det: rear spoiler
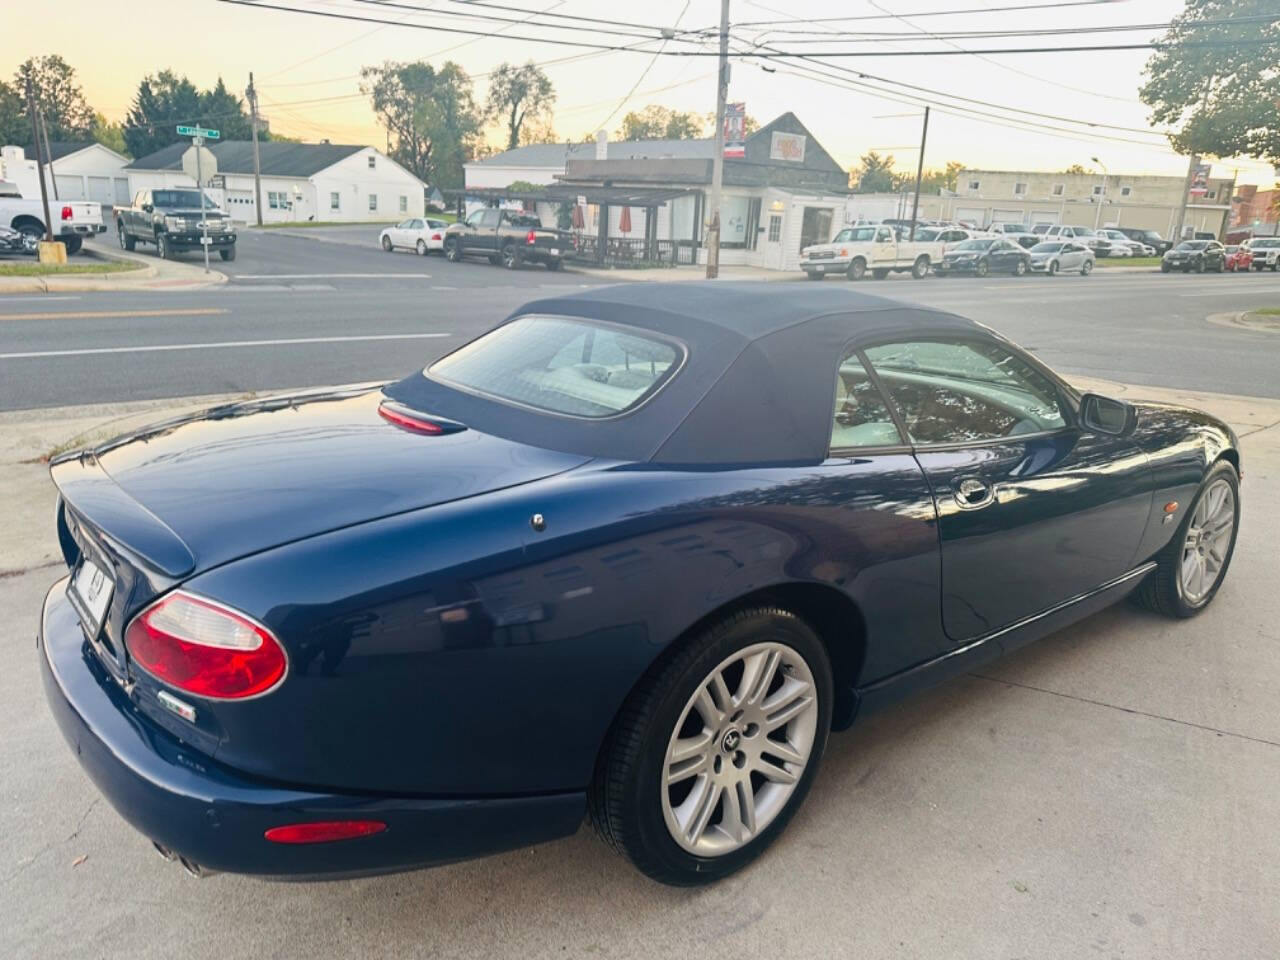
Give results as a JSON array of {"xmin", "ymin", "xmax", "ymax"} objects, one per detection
[{"xmin": 50, "ymin": 452, "xmax": 196, "ymax": 577}]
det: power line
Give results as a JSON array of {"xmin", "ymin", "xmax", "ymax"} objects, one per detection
[
  {"xmin": 741, "ymin": 14, "xmax": 1280, "ymax": 42},
  {"xmin": 428, "ymin": 0, "xmax": 703, "ymax": 36},
  {"xmin": 731, "ymin": 0, "xmax": 1135, "ymax": 28},
  {"xmin": 348, "ymin": 0, "xmax": 667, "ymax": 41},
  {"xmin": 592, "ymin": 0, "xmax": 694, "ymax": 133}
]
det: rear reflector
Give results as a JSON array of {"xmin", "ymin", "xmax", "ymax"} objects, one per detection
[
  {"xmin": 61, "ymin": 205, "xmax": 73, "ymax": 221},
  {"xmin": 526, "ymin": 229, "xmax": 537, "ymax": 245},
  {"xmin": 265, "ymin": 821, "xmax": 387, "ymax": 844},
  {"xmin": 125, "ymin": 591, "xmax": 287, "ymax": 699}
]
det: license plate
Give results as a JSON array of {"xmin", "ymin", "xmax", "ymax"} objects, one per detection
[
  {"xmin": 70, "ymin": 556, "xmax": 114, "ymax": 640},
  {"xmin": 550, "ymin": 248, "xmax": 560, "ymax": 256},
  {"xmin": 200, "ymin": 236, "xmax": 213, "ymax": 245}
]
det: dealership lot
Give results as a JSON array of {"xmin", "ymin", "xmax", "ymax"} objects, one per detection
[{"xmin": 2, "ymin": 227, "xmax": 1279, "ymax": 959}]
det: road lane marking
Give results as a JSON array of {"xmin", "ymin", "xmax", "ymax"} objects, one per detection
[
  {"xmin": 1181, "ymin": 287, "xmax": 1280, "ymax": 297},
  {"xmin": 0, "ymin": 332, "xmax": 452, "ymax": 360},
  {"xmin": 0, "ymin": 295, "xmax": 81, "ymax": 303},
  {"xmin": 0, "ymin": 308, "xmax": 227, "ymax": 322},
  {"xmin": 431, "ymin": 285, "xmax": 458, "ymax": 290},
  {"xmin": 232, "ymin": 273, "xmax": 432, "ymax": 280}
]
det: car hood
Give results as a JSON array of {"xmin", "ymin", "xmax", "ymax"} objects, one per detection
[
  {"xmin": 81, "ymin": 386, "xmax": 588, "ymax": 573},
  {"xmin": 160, "ymin": 207, "xmax": 227, "ymax": 218}
]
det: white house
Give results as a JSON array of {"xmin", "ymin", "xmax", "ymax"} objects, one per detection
[
  {"xmin": 0, "ymin": 142, "xmax": 131, "ymax": 206},
  {"xmin": 125, "ymin": 141, "xmax": 425, "ymax": 223}
]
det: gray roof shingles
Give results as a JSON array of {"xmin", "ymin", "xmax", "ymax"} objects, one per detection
[
  {"xmin": 126, "ymin": 141, "xmax": 367, "ymax": 178},
  {"xmin": 472, "ymin": 138, "xmax": 716, "ymax": 168}
]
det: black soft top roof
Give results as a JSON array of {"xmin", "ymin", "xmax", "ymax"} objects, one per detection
[{"xmin": 385, "ymin": 282, "xmax": 979, "ymax": 464}]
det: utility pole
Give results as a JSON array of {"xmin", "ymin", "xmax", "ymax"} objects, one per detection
[
  {"xmin": 24, "ymin": 76, "xmax": 54, "ymax": 245},
  {"xmin": 40, "ymin": 113, "xmax": 59, "ymax": 201},
  {"xmin": 247, "ymin": 72, "xmax": 264, "ymax": 227},
  {"xmin": 908, "ymin": 106, "xmax": 930, "ymax": 241},
  {"xmin": 705, "ymin": 0, "xmax": 730, "ymax": 279},
  {"xmin": 1222, "ymin": 167, "xmax": 1238, "ymax": 241},
  {"xmin": 1172, "ymin": 153, "xmax": 1198, "ymax": 244},
  {"xmin": 1091, "ymin": 156, "xmax": 1108, "ymax": 230}
]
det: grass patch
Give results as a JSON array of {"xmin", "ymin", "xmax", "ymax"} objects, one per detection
[
  {"xmin": 0, "ymin": 260, "xmax": 142, "ymax": 277},
  {"xmin": 1250, "ymin": 306, "xmax": 1280, "ymax": 316},
  {"xmin": 1096, "ymin": 257, "xmax": 1161, "ymax": 268}
]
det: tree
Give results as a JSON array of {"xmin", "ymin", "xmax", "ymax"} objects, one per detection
[
  {"xmin": 1062, "ymin": 163, "xmax": 1087, "ymax": 175},
  {"xmin": 910, "ymin": 160, "xmax": 966, "ymax": 194},
  {"xmin": 362, "ymin": 60, "xmax": 481, "ymax": 188},
  {"xmin": 0, "ymin": 81, "xmax": 24, "ymax": 146},
  {"xmin": 617, "ymin": 105, "xmax": 704, "ymax": 140},
  {"xmin": 91, "ymin": 113, "xmax": 128, "ymax": 156},
  {"xmin": 486, "ymin": 61, "xmax": 554, "ymax": 150},
  {"xmin": 851, "ymin": 151, "xmax": 897, "ymax": 193},
  {"xmin": 200, "ymin": 77, "xmax": 253, "ymax": 140},
  {"xmin": 1140, "ymin": 0, "xmax": 1280, "ymax": 162},
  {"xmin": 12, "ymin": 56, "xmax": 95, "ymax": 140},
  {"xmin": 124, "ymin": 71, "xmax": 201, "ymax": 157}
]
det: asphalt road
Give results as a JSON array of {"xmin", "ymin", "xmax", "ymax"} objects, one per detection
[{"xmin": 1, "ymin": 229, "xmax": 1278, "ymax": 411}]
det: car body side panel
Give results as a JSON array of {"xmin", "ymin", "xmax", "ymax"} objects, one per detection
[{"xmin": 185, "ymin": 456, "xmax": 943, "ymax": 797}]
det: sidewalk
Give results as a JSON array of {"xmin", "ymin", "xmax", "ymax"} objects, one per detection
[
  {"xmin": 0, "ymin": 241, "xmax": 227, "ymax": 294},
  {"xmin": 568, "ymin": 262, "xmax": 1159, "ymax": 282}
]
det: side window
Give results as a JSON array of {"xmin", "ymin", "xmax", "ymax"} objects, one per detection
[
  {"xmin": 480, "ymin": 209, "xmax": 501, "ymax": 228},
  {"xmin": 466, "ymin": 210, "xmax": 485, "ymax": 228},
  {"xmin": 831, "ymin": 351, "xmax": 903, "ymax": 450},
  {"xmin": 875, "ymin": 227, "xmax": 892, "ymax": 242},
  {"xmin": 864, "ymin": 339, "xmax": 1067, "ymax": 444}
]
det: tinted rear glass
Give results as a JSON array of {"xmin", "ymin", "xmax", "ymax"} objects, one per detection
[
  {"xmin": 428, "ymin": 316, "xmax": 682, "ymax": 419},
  {"xmin": 1031, "ymin": 242, "xmax": 1064, "ymax": 252},
  {"xmin": 152, "ymin": 190, "xmax": 213, "ymax": 208}
]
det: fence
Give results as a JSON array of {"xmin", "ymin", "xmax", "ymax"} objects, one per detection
[{"xmin": 570, "ymin": 235, "xmax": 698, "ymax": 268}]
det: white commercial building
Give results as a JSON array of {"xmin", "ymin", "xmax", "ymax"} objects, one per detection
[
  {"xmin": 0, "ymin": 142, "xmax": 131, "ymax": 206},
  {"xmin": 125, "ymin": 141, "xmax": 425, "ymax": 223}
]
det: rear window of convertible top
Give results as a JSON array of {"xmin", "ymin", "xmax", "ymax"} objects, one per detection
[{"xmin": 427, "ymin": 315, "xmax": 683, "ymax": 419}]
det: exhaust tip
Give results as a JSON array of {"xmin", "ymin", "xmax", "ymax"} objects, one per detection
[
  {"xmin": 177, "ymin": 855, "xmax": 214, "ymax": 879},
  {"xmin": 152, "ymin": 840, "xmax": 176, "ymax": 862}
]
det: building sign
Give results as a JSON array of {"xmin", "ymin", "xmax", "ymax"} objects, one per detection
[
  {"xmin": 724, "ymin": 103, "xmax": 746, "ymax": 158},
  {"xmin": 769, "ymin": 131, "xmax": 806, "ymax": 163},
  {"xmin": 1189, "ymin": 161, "xmax": 1211, "ymax": 196}
]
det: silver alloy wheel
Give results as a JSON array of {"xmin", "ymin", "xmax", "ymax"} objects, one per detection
[
  {"xmin": 1180, "ymin": 478, "xmax": 1235, "ymax": 604},
  {"xmin": 661, "ymin": 641, "xmax": 818, "ymax": 857}
]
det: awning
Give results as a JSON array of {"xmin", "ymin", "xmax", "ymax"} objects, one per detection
[{"xmin": 448, "ymin": 185, "xmax": 693, "ymax": 208}]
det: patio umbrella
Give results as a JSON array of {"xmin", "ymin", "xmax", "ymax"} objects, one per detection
[
  {"xmin": 572, "ymin": 202, "xmax": 584, "ymax": 230},
  {"xmin": 619, "ymin": 205, "xmax": 632, "ymax": 234}
]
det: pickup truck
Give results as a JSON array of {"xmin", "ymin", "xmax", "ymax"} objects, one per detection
[
  {"xmin": 443, "ymin": 208, "xmax": 571, "ymax": 270},
  {"xmin": 0, "ymin": 178, "xmax": 104, "ymax": 255},
  {"xmin": 115, "ymin": 188, "xmax": 237, "ymax": 261},
  {"xmin": 799, "ymin": 224, "xmax": 939, "ymax": 281}
]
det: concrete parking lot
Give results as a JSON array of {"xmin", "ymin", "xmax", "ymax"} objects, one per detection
[{"xmin": 2, "ymin": 228, "xmax": 1279, "ymax": 959}]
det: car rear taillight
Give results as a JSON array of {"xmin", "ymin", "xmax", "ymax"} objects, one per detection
[
  {"xmin": 431, "ymin": 233, "xmax": 442, "ymax": 241},
  {"xmin": 61, "ymin": 205, "xmax": 73, "ymax": 221},
  {"xmin": 125, "ymin": 591, "xmax": 287, "ymax": 699},
  {"xmin": 377, "ymin": 400, "xmax": 464, "ymax": 435},
  {"xmin": 264, "ymin": 821, "xmax": 387, "ymax": 844},
  {"xmin": 526, "ymin": 229, "xmax": 537, "ymax": 245}
]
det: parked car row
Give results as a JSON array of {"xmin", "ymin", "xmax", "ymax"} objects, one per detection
[{"xmin": 377, "ymin": 209, "xmax": 574, "ymax": 271}]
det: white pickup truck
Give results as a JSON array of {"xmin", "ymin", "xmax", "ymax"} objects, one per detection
[
  {"xmin": 799, "ymin": 224, "xmax": 940, "ymax": 281},
  {"xmin": 0, "ymin": 179, "xmax": 104, "ymax": 255}
]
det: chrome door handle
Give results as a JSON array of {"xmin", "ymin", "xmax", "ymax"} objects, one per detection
[{"xmin": 954, "ymin": 477, "xmax": 995, "ymax": 510}]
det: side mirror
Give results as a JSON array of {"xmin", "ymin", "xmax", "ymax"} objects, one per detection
[
  {"xmin": 142, "ymin": 203, "xmax": 153, "ymax": 213},
  {"xmin": 1080, "ymin": 393, "xmax": 1136, "ymax": 437}
]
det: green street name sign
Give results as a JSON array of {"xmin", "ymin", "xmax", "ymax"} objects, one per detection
[{"xmin": 176, "ymin": 125, "xmax": 220, "ymax": 139}]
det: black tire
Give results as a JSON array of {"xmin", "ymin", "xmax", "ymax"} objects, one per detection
[
  {"xmin": 416, "ymin": 239, "xmax": 427, "ymax": 256},
  {"xmin": 444, "ymin": 238, "xmax": 461, "ymax": 262},
  {"xmin": 156, "ymin": 233, "xmax": 171, "ymax": 260},
  {"xmin": 63, "ymin": 236, "xmax": 82, "ymax": 256},
  {"xmin": 1271, "ymin": 262, "xmax": 1278, "ymax": 272},
  {"xmin": 871, "ymin": 268, "xmax": 889, "ymax": 280},
  {"xmin": 546, "ymin": 257, "xmax": 563, "ymax": 271},
  {"xmin": 1012, "ymin": 259, "xmax": 1027, "ymax": 276},
  {"xmin": 804, "ymin": 271, "xmax": 824, "ymax": 281},
  {"xmin": 911, "ymin": 256, "xmax": 929, "ymax": 279},
  {"xmin": 1081, "ymin": 258, "xmax": 1093, "ymax": 276},
  {"xmin": 1215, "ymin": 258, "xmax": 1224, "ymax": 273},
  {"xmin": 847, "ymin": 258, "xmax": 866, "ymax": 281},
  {"xmin": 219, "ymin": 246, "xmax": 236, "ymax": 262},
  {"xmin": 16, "ymin": 222, "xmax": 44, "ymax": 249},
  {"xmin": 589, "ymin": 607, "xmax": 833, "ymax": 886},
  {"xmin": 488, "ymin": 253, "xmax": 501, "ymax": 265},
  {"xmin": 117, "ymin": 221, "xmax": 135, "ymax": 251},
  {"xmin": 1196, "ymin": 257, "xmax": 1206, "ymax": 273},
  {"xmin": 1132, "ymin": 459, "xmax": 1239, "ymax": 618},
  {"xmin": 501, "ymin": 242, "xmax": 520, "ymax": 269},
  {"xmin": 1161, "ymin": 261, "xmax": 1170, "ymax": 273},
  {"xmin": 381, "ymin": 235, "xmax": 393, "ymax": 252},
  {"xmin": 1048, "ymin": 260, "xmax": 1059, "ymax": 276},
  {"xmin": 976, "ymin": 259, "xmax": 989, "ymax": 278}
]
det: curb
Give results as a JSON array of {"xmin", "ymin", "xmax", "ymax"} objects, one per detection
[{"xmin": 0, "ymin": 241, "xmax": 228, "ymax": 293}]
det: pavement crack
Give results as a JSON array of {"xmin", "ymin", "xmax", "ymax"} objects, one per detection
[
  {"xmin": 0, "ymin": 559, "xmax": 62, "ymax": 580},
  {"xmin": 969, "ymin": 673, "xmax": 1280, "ymax": 749},
  {"xmin": 1239, "ymin": 417, "xmax": 1280, "ymax": 438}
]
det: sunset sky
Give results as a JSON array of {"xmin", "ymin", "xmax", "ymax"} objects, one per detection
[{"xmin": 5, "ymin": 0, "xmax": 1274, "ymax": 185}]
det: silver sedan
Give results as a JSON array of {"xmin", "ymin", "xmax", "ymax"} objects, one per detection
[{"xmin": 1028, "ymin": 241, "xmax": 1095, "ymax": 275}]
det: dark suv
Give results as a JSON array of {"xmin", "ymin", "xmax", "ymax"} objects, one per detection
[
  {"xmin": 116, "ymin": 188, "xmax": 237, "ymax": 261},
  {"xmin": 1116, "ymin": 227, "xmax": 1171, "ymax": 256}
]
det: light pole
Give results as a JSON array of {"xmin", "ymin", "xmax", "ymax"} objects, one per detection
[{"xmin": 1091, "ymin": 155, "xmax": 1108, "ymax": 230}]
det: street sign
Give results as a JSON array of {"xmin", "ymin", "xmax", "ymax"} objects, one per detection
[{"xmin": 176, "ymin": 125, "xmax": 220, "ymax": 140}]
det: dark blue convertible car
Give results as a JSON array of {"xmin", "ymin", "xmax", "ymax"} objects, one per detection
[{"xmin": 40, "ymin": 283, "xmax": 1241, "ymax": 885}]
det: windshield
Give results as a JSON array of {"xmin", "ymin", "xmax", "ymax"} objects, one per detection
[
  {"xmin": 913, "ymin": 228, "xmax": 939, "ymax": 241},
  {"xmin": 152, "ymin": 190, "xmax": 215, "ymax": 208},
  {"xmin": 1251, "ymin": 238, "xmax": 1280, "ymax": 248},
  {"xmin": 832, "ymin": 227, "xmax": 878, "ymax": 243},
  {"xmin": 953, "ymin": 239, "xmax": 995, "ymax": 252},
  {"xmin": 1032, "ymin": 224, "xmax": 1050, "ymax": 234},
  {"xmin": 504, "ymin": 213, "xmax": 543, "ymax": 227},
  {"xmin": 1031, "ymin": 242, "xmax": 1064, "ymax": 253},
  {"xmin": 428, "ymin": 315, "xmax": 682, "ymax": 419},
  {"xmin": 1176, "ymin": 241, "xmax": 1208, "ymax": 250}
]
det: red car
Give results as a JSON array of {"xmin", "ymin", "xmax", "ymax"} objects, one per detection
[{"xmin": 1225, "ymin": 245, "xmax": 1253, "ymax": 271}]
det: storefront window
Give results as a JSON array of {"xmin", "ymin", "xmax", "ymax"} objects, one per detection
[{"xmin": 719, "ymin": 196, "xmax": 763, "ymax": 250}]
